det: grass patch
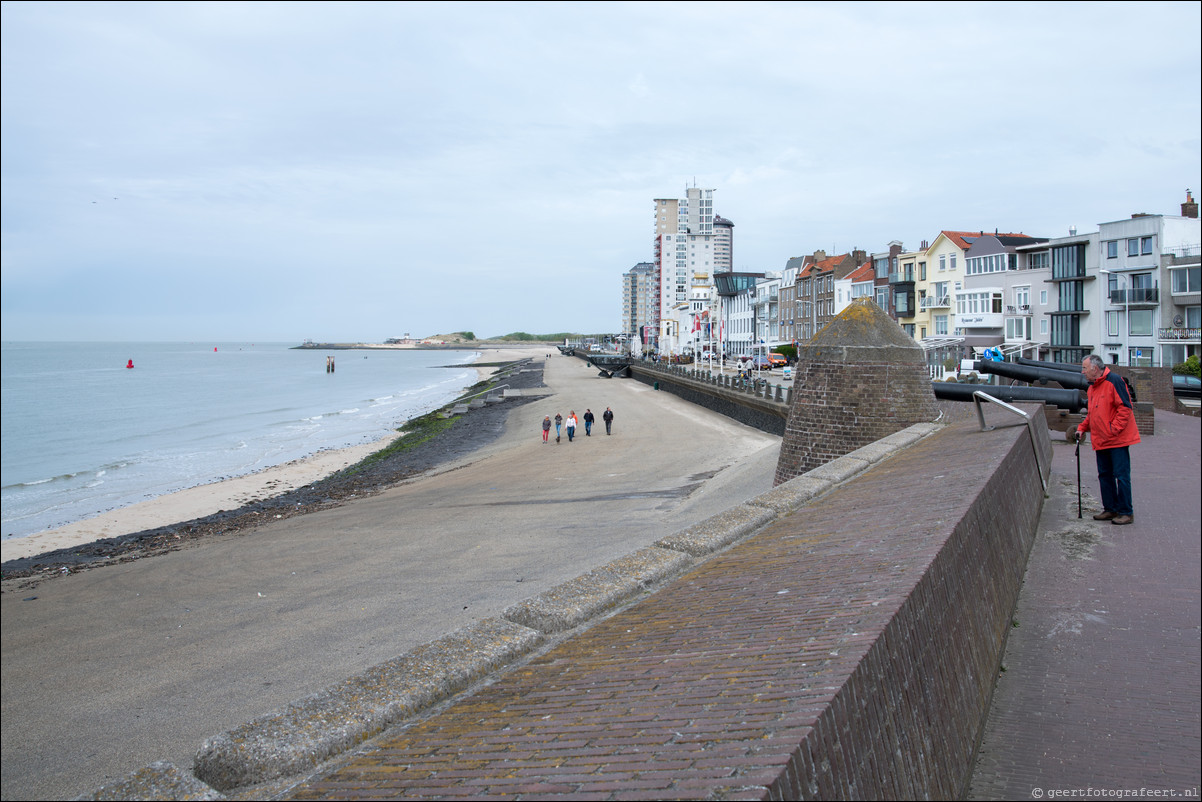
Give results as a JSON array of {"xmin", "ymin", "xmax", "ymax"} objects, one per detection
[{"xmin": 336, "ymin": 410, "xmax": 460, "ymax": 477}]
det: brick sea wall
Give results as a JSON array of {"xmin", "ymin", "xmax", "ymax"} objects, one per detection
[{"xmin": 626, "ymin": 363, "xmax": 789, "ymax": 436}]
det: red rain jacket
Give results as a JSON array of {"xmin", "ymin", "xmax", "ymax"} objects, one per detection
[{"xmin": 1078, "ymin": 367, "xmax": 1140, "ymax": 451}]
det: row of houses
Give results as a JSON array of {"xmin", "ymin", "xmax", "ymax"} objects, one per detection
[{"xmin": 621, "ymin": 191, "xmax": 1201, "ymax": 370}]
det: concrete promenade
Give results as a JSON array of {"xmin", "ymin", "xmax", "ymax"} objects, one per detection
[
  {"xmin": 969, "ymin": 408, "xmax": 1201, "ymax": 799},
  {"xmin": 1, "ymin": 353, "xmax": 780, "ymax": 801}
]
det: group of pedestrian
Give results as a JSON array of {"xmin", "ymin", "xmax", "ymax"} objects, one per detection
[{"xmin": 542, "ymin": 407, "xmax": 614, "ymax": 444}]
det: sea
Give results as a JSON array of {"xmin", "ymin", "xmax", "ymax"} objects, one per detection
[{"xmin": 0, "ymin": 342, "xmax": 479, "ymax": 541}]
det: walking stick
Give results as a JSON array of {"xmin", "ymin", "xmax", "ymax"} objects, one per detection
[{"xmin": 1075, "ymin": 434, "xmax": 1082, "ymax": 519}]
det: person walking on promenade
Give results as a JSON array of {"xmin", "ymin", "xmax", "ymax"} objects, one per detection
[
  {"xmin": 583, "ymin": 408, "xmax": 595, "ymax": 436},
  {"xmin": 542, "ymin": 415, "xmax": 551, "ymax": 444},
  {"xmin": 554, "ymin": 413, "xmax": 563, "ymax": 443},
  {"xmin": 603, "ymin": 407, "xmax": 614, "ymax": 435},
  {"xmin": 566, "ymin": 411, "xmax": 578, "ymax": 442},
  {"xmin": 1075, "ymin": 354, "xmax": 1140, "ymax": 525}
]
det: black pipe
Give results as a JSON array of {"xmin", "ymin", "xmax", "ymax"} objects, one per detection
[
  {"xmin": 973, "ymin": 360, "xmax": 1089, "ymax": 390},
  {"xmin": 933, "ymin": 381, "xmax": 1086, "ymax": 412},
  {"xmin": 1015, "ymin": 356, "xmax": 1084, "ymax": 373}
]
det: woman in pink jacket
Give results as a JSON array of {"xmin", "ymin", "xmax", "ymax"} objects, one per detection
[{"xmin": 1076, "ymin": 354, "xmax": 1140, "ymax": 525}]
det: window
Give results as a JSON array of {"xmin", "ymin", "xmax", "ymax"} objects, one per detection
[
  {"xmin": 1015, "ymin": 286, "xmax": 1030, "ymax": 309},
  {"xmin": 1041, "ymin": 289, "xmax": 1048, "ymax": 305},
  {"xmin": 1052, "ymin": 243, "xmax": 1088, "ymax": 279},
  {"xmin": 1107, "ymin": 311, "xmax": 1120, "ymax": 337},
  {"xmin": 1107, "ymin": 241, "xmax": 1118, "ymax": 259},
  {"xmin": 1128, "ymin": 347, "xmax": 1152, "ymax": 367},
  {"xmin": 1129, "ymin": 309, "xmax": 1153, "ymax": 337},
  {"xmin": 934, "ymin": 315, "xmax": 948, "ymax": 335},
  {"xmin": 1171, "ymin": 266, "xmax": 1201, "ymax": 293},
  {"xmin": 951, "ymin": 254, "xmax": 957, "ymax": 270},
  {"xmin": 1128, "ymin": 239, "xmax": 1139, "ymax": 257},
  {"xmin": 1141, "ymin": 236, "xmax": 1153, "ymax": 255},
  {"xmin": 920, "ymin": 262, "xmax": 927, "ymax": 281},
  {"xmin": 1006, "ymin": 316, "xmax": 1031, "ymax": 340},
  {"xmin": 1040, "ymin": 318, "xmax": 1048, "ymax": 335},
  {"xmin": 1027, "ymin": 251, "xmax": 1050, "ymax": 270},
  {"xmin": 939, "ymin": 254, "xmax": 946, "ymax": 271}
]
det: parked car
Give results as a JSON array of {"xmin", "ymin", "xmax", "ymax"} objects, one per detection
[
  {"xmin": 751, "ymin": 353, "xmax": 788, "ymax": 369},
  {"xmin": 1172, "ymin": 374, "xmax": 1201, "ymax": 399}
]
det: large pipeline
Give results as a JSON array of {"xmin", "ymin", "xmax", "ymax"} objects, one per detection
[
  {"xmin": 933, "ymin": 381, "xmax": 1086, "ymax": 412},
  {"xmin": 973, "ymin": 360, "xmax": 1089, "ymax": 390}
]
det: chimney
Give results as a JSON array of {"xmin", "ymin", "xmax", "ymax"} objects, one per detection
[
  {"xmin": 1069, "ymin": 226, "xmax": 1077, "ymax": 236},
  {"xmin": 851, "ymin": 248, "xmax": 867, "ymax": 265},
  {"xmin": 1183, "ymin": 189, "xmax": 1199, "ymax": 219},
  {"xmin": 812, "ymin": 249, "xmax": 827, "ymax": 262},
  {"xmin": 920, "ymin": 240, "xmax": 928, "ymax": 250}
]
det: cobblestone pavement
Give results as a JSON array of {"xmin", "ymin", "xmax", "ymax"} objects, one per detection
[{"xmin": 969, "ymin": 409, "xmax": 1201, "ymax": 799}]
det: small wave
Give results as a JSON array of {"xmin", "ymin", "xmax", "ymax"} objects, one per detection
[
  {"xmin": 3, "ymin": 471, "xmax": 80, "ymax": 490},
  {"xmin": 336, "ymin": 408, "xmax": 360, "ymax": 415}
]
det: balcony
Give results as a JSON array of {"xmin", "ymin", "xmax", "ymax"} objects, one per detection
[
  {"xmin": 888, "ymin": 271, "xmax": 915, "ymax": 285},
  {"xmin": 920, "ymin": 295, "xmax": 952, "ymax": 310},
  {"xmin": 1109, "ymin": 287, "xmax": 1159, "ymax": 306},
  {"xmin": 1005, "ymin": 304, "xmax": 1033, "ymax": 315},
  {"xmin": 1159, "ymin": 327, "xmax": 1200, "ymax": 342}
]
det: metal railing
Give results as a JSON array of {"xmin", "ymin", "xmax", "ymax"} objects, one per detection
[{"xmin": 972, "ymin": 391, "xmax": 1048, "ymax": 493}]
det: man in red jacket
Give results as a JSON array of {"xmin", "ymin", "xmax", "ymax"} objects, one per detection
[{"xmin": 1076, "ymin": 354, "xmax": 1140, "ymax": 525}]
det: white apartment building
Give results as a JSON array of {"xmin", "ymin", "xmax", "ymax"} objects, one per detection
[
  {"xmin": 621, "ymin": 262, "xmax": 657, "ymax": 353},
  {"xmin": 1095, "ymin": 208, "xmax": 1200, "ymax": 367},
  {"xmin": 752, "ymin": 274, "xmax": 782, "ymax": 348},
  {"xmin": 713, "ymin": 272, "xmax": 763, "ymax": 359},
  {"xmin": 714, "ymin": 215, "xmax": 734, "ymax": 273},
  {"xmin": 958, "ymin": 234, "xmax": 1051, "ymax": 358},
  {"xmin": 653, "ymin": 187, "xmax": 716, "ymax": 343}
]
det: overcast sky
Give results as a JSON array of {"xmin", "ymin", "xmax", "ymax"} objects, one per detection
[{"xmin": 2, "ymin": 1, "xmax": 1199, "ymax": 342}]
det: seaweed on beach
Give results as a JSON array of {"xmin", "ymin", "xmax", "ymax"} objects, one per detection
[{"xmin": 1, "ymin": 359, "xmax": 546, "ymax": 588}]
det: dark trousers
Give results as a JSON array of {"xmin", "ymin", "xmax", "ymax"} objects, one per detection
[{"xmin": 1095, "ymin": 446, "xmax": 1133, "ymax": 516}]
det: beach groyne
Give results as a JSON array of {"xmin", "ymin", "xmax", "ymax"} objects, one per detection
[{"xmin": 86, "ymin": 409, "xmax": 1051, "ymax": 800}]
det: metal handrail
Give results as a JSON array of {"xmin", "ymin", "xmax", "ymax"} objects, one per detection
[
  {"xmin": 455, "ymin": 383, "xmax": 510, "ymax": 403},
  {"xmin": 972, "ymin": 391, "xmax": 1048, "ymax": 493}
]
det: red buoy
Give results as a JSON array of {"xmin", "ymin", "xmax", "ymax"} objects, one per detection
[{"xmin": 126, "ymin": 359, "xmax": 134, "ymax": 369}]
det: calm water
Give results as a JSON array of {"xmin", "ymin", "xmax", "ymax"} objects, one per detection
[{"xmin": 0, "ymin": 342, "xmax": 478, "ymax": 540}]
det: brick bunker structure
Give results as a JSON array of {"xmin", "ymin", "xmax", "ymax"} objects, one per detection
[{"xmin": 775, "ymin": 298, "xmax": 940, "ymax": 485}]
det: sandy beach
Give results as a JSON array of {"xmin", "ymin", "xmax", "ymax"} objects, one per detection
[{"xmin": 0, "ymin": 345, "xmax": 545, "ymax": 565}]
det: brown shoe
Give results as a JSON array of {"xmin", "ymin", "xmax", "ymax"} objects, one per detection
[
  {"xmin": 1111, "ymin": 515, "xmax": 1133, "ymax": 526},
  {"xmin": 1093, "ymin": 510, "xmax": 1117, "ymax": 521}
]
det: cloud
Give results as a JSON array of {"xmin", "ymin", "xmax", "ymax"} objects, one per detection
[{"xmin": 2, "ymin": 1, "xmax": 1200, "ymax": 341}]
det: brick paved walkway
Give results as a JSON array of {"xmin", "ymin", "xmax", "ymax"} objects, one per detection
[{"xmin": 969, "ymin": 409, "xmax": 1201, "ymax": 799}]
